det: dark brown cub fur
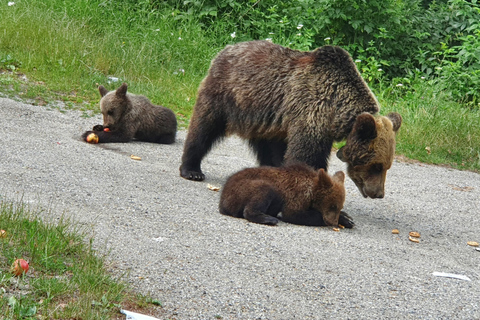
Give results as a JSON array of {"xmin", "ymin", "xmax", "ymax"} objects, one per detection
[
  {"xmin": 219, "ymin": 164, "xmax": 352, "ymax": 227},
  {"xmin": 82, "ymin": 83, "xmax": 177, "ymax": 144}
]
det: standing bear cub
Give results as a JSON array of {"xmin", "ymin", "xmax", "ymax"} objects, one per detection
[
  {"xmin": 180, "ymin": 40, "xmax": 402, "ymax": 199},
  {"xmin": 219, "ymin": 164, "xmax": 351, "ymax": 227},
  {"xmin": 82, "ymin": 83, "xmax": 177, "ymax": 144}
]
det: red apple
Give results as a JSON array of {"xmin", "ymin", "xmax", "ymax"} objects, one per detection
[
  {"xmin": 11, "ymin": 259, "xmax": 29, "ymax": 276},
  {"xmin": 103, "ymin": 127, "xmax": 110, "ymax": 132}
]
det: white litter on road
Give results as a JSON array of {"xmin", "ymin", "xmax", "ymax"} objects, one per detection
[
  {"xmin": 432, "ymin": 272, "xmax": 471, "ymax": 281},
  {"xmin": 120, "ymin": 309, "xmax": 160, "ymax": 320}
]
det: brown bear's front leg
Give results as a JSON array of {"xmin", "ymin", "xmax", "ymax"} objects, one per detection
[{"xmin": 180, "ymin": 96, "xmax": 227, "ymax": 181}]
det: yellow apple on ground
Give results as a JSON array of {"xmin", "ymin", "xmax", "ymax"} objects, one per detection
[{"xmin": 86, "ymin": 133, "xmax": 99, "ymax": 144}]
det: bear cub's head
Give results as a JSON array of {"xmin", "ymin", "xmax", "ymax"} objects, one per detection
[
  {"xmin": 337, "ymin": 112, "xmax": 402, "ymax": 199},
  {"xmin": 98, "ymin": 83, "xmax": 131, "ymax": 131},
  {"xmin": 312, "ymin": 169, "xmax": 346, "ymax": 226}
]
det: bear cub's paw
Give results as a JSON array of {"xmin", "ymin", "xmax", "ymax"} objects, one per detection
[
  {"xmin": 92, "ymin": 125, "xmax": 104, "ymax": 131},
  {"xmin": 338, "ymin": 211, "xmax": 355, "ymax": 228}
]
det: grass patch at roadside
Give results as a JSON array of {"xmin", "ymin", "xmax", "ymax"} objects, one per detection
[
  {"xmin": 378, "ymin": 78, "xmax": 480, "ymax": 172},
  {"xmin": 0, "ymin": 200, "xmax": 163, "ymax": 320},
  {"xmin": 0, "ymin": 0, "xmax": 220, "ymax": 126}
]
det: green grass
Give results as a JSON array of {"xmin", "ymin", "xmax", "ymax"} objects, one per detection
[
  {"xmin": 0, "ymin": 0, "xmax": 479, "ymax": 171},
  {"xmin": 0, "ymin": 200, "xmax": 163, "ymax": 319},
  {"xmin": 377, "ymin": 78, "xmax": 480, "ymax": 171},
  {"xmin": 0, "ymin": 0, "xmax": 222, "ymax": 125}
]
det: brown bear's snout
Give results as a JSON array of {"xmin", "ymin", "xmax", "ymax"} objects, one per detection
[
  {"xmin": 323, "ymin": 211, "xmax": 341, "ymax": 226},
  {"xmin": 364, "ymin": 186, "xmax": 384, "ymax": 199},
  {"xmin": 354, "ymin": 176, "xmax": 386, "ymax": 199},
  {"xmin": 348, "ymin": 165, "xmax": 387, "ymax": 199}
]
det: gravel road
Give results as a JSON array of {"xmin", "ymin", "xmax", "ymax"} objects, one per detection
[{"xmin": 0, "ymin": 97, "xmax": 479, "ymax": 319}]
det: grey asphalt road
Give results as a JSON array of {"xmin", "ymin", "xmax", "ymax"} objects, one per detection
[{"xmin": 0, "ymin": 97, "xmax": 479, "ymax": 319}]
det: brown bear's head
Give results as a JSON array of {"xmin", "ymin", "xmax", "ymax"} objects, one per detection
[
  {"xmin": 312, "ymin": 169, "xmax": 346, "ymax": 226},
  {"xmin": 98, "ymin": 83, "xmax": 130, "ymax": 131},
  {"xmin": 336, "ymin": 112, "xmax": 402, "ymax": 199}
]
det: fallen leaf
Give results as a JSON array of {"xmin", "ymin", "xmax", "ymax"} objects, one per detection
[
  {"xmin": 207, "ymin": 184, "xmax": 220, "ymax": 192},
  {"xmin": 130, "ymin": 155, "xmax": 142, "ymax": 161},
  {"xmin": 467, "ymin": 241, "xmax": 479, "ymax": 247},
  {"xmin": 392, "ymin": 229, "xmax": 399, "ymax": 234},
  {"xmin": 409, "ymin": 236, "xmax": 420, "ymax": 243},
  {"xmin": 448, "ymin": 184, "xmax": 474, "ymax": 192},
  {"xmin": 409, "ymin": 231, "xmax": 421, "ymax": 238}
]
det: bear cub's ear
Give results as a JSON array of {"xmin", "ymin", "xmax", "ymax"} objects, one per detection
[
  {"xmin": 353, "ymin": 113, "xmax": 377, "ymax": 141},
  {"xmin": 387, "ymin": 112, "xmax": 402, "ymax": 132},
  {"xmin": 99, "ymin": 85, "xmax": 109, "ymax": 97},
  {"xmin": 333, "ymin": 171, "xmax": 345, "ymax": 183},
  {"xmin": 116, "ymin": 83, "xmax": 128, "ymax": 97},
  {"xmin": 316, "ymin": 168, "xmax": 334, "ymax": 189}
]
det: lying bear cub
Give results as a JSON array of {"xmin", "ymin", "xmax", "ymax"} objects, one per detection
[
  {"xmin": 219, "ymin": 164, "xmax": 353, "ymax": 227},
  {"xmin": 82, "ymin": 83, "xmax": 177, "ymax": 144}
]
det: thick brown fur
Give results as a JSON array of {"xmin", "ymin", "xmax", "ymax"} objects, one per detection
[
  {"xmin": 180, "ymin": 40, "xmax": 402, "ymax": 198},
  {"xmin": 82, "ymin": 83, "xmax": 177, "ymax": 144},
  {"xmin": 336, "ymin": 112, "xmax": 402, "ymax": 198},
  {"xmin": 219, "ymin": 164, "xmax": 352, "ymax": 227}
]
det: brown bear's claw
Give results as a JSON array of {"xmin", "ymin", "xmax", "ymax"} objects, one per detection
[{"xmin": 339, "ymin": 211, "xmax": 355, "ymax": 228}]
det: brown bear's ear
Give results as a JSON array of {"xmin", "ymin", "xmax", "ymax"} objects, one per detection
[
  {"xmin": 353, "ymin": 113, "xmax": 377, "ymax": 141},
  {"xmin": 316, "ymin": 169, "xmax": 333, "ymax": 189},
  {"xmin": 333, "ymin": 171, "xmax": 345, "ymax": 183},
  {"xmin": 98, "ymin": 85, "xmax": 109, "ymax": 97},
  {"xmin": 116, "ymin": 83, "xmax": 128, "ymax": 97},
  {"xmin": 336, "ymin": 146, "xmax": 347, "ymax": 163},
  {"xmin": 387, "ymin": 112, "xmax": 402, "ymax": 132}
]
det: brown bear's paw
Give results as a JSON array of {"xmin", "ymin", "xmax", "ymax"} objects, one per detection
[
  {"xmin": 179, "ymin": 165, "xmax": 205, "ymax": 181},
  {"xmin": 92, "ymin": 125, "xmax": 104, "ymax": 131},
  {"xmin": 246, "ymin": 214, "xmax": 279, "ymax": 226},
  {"xmin": 338, "ymin": 210, "xmax": 355, "ymax": 228}
]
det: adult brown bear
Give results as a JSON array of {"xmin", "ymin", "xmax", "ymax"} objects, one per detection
[{"xmin": 180, "ymin": 40, "xmax": 402, "ymax": 199}]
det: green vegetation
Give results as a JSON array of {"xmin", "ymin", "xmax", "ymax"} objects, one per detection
[
  {"xmin": 0, "ymin": 200, "xmax": 163, "ymax": 319},
  {"xmin": 0, "ymin": 0, "xmax": 479, "ymax": 172}
]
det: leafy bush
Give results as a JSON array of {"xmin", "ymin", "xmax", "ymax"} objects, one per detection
[{"xmin": 144, "ymin": 0, "xmax": 480, "ymax": 106}]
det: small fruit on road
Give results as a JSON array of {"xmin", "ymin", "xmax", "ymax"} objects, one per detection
[
  {"xmin": 11, "ymin": 259, "xmax": 29, "ymax": 276},
  {"xmin": 86, "ymin": 133, "xmax": 99, "ymax": 144}
]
